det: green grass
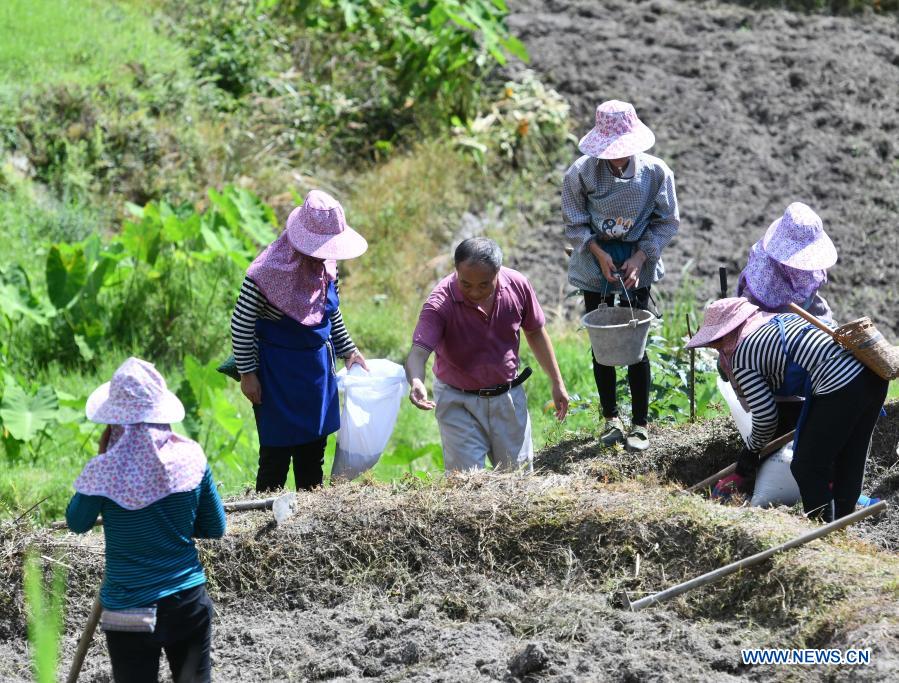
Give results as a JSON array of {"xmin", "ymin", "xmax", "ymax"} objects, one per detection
[{"xmin": 0, "ymin": 0, "xmax": 187, "ymax": 94}]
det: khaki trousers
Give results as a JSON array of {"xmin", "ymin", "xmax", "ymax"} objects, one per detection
[{"xmin": 433, "ymin": 378, "xmax": 533, "ymax": 473}]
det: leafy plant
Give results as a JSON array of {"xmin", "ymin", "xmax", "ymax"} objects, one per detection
[
  {"xmin": 23, "ymin": 552, "xmax": 66, "ymax": 683},
  {"xmin": 452, "ymin": 70, "xmax": 573, "ymax": 170}
]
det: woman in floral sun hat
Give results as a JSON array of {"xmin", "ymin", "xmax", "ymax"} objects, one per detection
[
  {"xmin": 66, "ymin": 357, "xmax": 226, "ymax": 683},
  {"xmin": 230, "ymin": 189, "xmax": 369, "ymax": 492},
  {"xmin": 562, "ymin": 99, "xmax": 680, "ymax": 452},
  {"xmin": 737, "ymin": 202, "xmax": 837, "ymax": 323}
]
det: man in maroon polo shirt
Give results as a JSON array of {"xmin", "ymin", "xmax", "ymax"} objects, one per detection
[{"xmin": 405, "ymin": 237, "xmax": 569, "ymax": 472}]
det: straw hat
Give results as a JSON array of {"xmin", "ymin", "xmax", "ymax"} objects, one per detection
[
  {"xmin": 762, "ymin": 202, "xmax": 837, "ymax": 271},
  {"xmin": 286, "ymin": 190, "xmax": 368, "ymax": 260},
  {"xmin": 578, "ymin": 100, "xmax": 656, "ymax": 160},
  {"xmin": 686, "ymin": 298, "xmax": 762, "ymax": 349},
  {"xmin": 86, "ymin": 357, "xmax": 185, "ymax": 424}
]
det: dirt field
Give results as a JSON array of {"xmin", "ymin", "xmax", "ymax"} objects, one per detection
[
  {"xmin": 505, "ymin": 0, "xmax": 899, "ymax": 336},
  {"xmin": 2, "ymin": 405, "xmax": 897, "ymax": 682},
  {"xmin": 2, "ymin": 3, "xmax": 899, "ymax": 681}
]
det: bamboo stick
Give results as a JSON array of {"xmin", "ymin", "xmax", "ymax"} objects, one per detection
[
  {"xmin": 686, "ymin": 313, "xmax": 696, "ymax": 423},
  {"xmin": 623, "ymin": 500, "xmax": 887, "ymax": 612},
  {"xmin": 787, "ymin": 302, "xmax": 839, "ymax": 338},
  {"xmin": 66, "ymin": 593, "xmax": 102, "ymax": 683},
  {"xmin": 683, "ymin": 430, "xmax": 795, "ymax": 494},
  {"xmin": 49, "ymin": 496, "xmax": 279, "ymax": 531}
]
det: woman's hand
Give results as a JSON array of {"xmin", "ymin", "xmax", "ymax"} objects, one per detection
[
  {"xmin": 409, "ymin": 378, "xmax": 435, "ymax": 410},
  {"xmin": 344, "ymin": 350, "xmax": 369, "ymax": 372},
  {"xmin": 588, "ymin": 242, "xmax": 618, "ymax": 283},
  {"xmin": 98, "ymin": 425, "xmax": 112, "ymax": 454},
  {"xmin": 240, "ymin": 372, "xmax": 262, "ymax": 405},
  {"xmin": 620, "ymin": 250, "xmax": 647, "ymax": 290}
]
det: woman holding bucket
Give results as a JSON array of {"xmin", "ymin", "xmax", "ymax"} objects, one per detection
[
  {"xmin": 562, "ymin": 100, "xmax": 679, "ymax": 450},
  {"xmin": 230, "ymin": 190, "xmax": 368, "ymax": 492},
  {"xmin": 66, "ymin": 357, "xmax": 226, "ymax": 682},
  {"xmin": 687, "ymin": 298, "xmax": 887, "ymax": 522}
]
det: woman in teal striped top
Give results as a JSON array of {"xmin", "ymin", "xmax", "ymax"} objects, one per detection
[{"xmin": 66, "ymin": 358, "xmax": 226, "ymax": 683}]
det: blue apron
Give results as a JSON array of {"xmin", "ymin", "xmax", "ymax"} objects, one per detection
[{"xmin": 253, "ymin": 282, "xmax": 340, "ymax": 447}]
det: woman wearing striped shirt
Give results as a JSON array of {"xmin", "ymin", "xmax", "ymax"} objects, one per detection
[
  {"xmin": 66, "ymin": 358, "xmax": 226, "ymax": 683},
  {"xmin": 230, "ymin": 190, "xmax": 368, "ymax": 492},
  {"xmin": 688, "ymin": 298, "xmax": 887, "ymax": 522}
]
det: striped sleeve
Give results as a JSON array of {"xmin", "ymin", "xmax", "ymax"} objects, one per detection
[
  {"xmin": 193, "ymin": 467, "xmax": 225, "ymax": 539},
  {"xmin": 230, "ymin": 277, "xmax": 265, "ymax": 374},
  {"xmin": 732, "ymin": 365, "xmax": 779, "ymax": 453},
  {"xmin": 329, "ymin": 279, "xmax": 357, "ymax": 358},
  {"xmin": 65, "ymin": 492, "xmax": 103, "ymax": 533}
]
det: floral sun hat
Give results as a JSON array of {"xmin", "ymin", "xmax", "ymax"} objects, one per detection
[
  {"xmin": 740, "ymin": 240, "xmax": 827, "ymax": 310},
  {"xmin": 286, "ymin": 190, "xmax": 368, "ymax": 260},
  {"xmin": 74, "ymin": 423, "xmax": 207, "ymax": 510},
  {"xmin": 86, "ymin": 357, "xmax": 185, "ymax": 425},
  {"xmin": 247, "ymin": 231, "xmax": 338, "ymax": 326},
  {"xmin": 578, "ymin": 100, "xmax": 656, "ymax": 160},
  {"xmin": 687, "ymin": 298, "xmax": 770, "ymax": 349},
  {"xmin": 761, "ymin": 202, "xmax": 837, "ymax": 271}
]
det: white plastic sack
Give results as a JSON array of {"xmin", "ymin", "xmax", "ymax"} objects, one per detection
[
  {"xmin": 717, "ymin": 376, "xmax": 752, "ymax": 448},
  {"xmin": 750, "ymin": 443, "xmax": 801, "ymax": 508},
  {"xmin": 332, "ymin": 359, "xmax": 407, "ymax": 481}
]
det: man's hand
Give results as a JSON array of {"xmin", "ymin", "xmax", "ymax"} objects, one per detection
[
  {"xmin": 551, "ymin": 382, "xmax": 569, "ymax": 421},
  {"xmin": 98, "ymin": 425, "xmax": 112, "ymax": 454},
  {"xmin": 409, "ymin": 378, "xmax": 435, "ymax": 410},
  {"xmin": 588, "ymin": 242, "xmax": 618, "ymax": 283},
  {"xmin": 344, "ymin": 350, "xmax": 369, "ymax": 372},
  {"xmin": 240, "ymin": 372, "xmax": 262, "ymax": 405},
  {"xmin": 620, "ymin": 250, "xmax": 647, "ymax": 290}
]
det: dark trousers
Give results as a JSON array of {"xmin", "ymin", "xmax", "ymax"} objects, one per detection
[
  {"xmin": 790, "ymin": 368, "xmax": 888, "ymax": 522},
  {"xmin": 584, "ymin": 288, "xmax": 651, "ymax": 426},
  {"xmin": 256, "ymin": 437, "xmax": 327, "ymax": 492},
  {"xmin": 105, "ymin": 584, "xmax": 212, "ymax": 683}
]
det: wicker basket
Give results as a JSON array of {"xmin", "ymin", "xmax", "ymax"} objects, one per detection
[{"xmin": 834, "ymin": 317, "xmax": 899, "ymax": 381}]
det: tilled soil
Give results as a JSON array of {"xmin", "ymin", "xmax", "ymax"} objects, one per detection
[
  {"xmin": 504, "ymin": 0, "xmax": 899, "ymax": 336},
  {"xmin": 2, "ymin": 401, "xmax": 897, "ymax": 683},
  {"xmin": 537, "ymin": 401, "xmax": 899, "ymax": 552}
]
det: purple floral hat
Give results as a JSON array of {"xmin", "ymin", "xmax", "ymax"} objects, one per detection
[
  {"xmin": 762, "ymin": 202, "xmax": 837, "ymax": 271},
  {"xmin": 286, "ymin": 190, "xmax": 368, "ymax": 261},
  {"xmin": 578, "ymin": 100, "xmax": 656, "ymax": 160},
  {"xmin": 86, "ymin": 357, "xmax": 185, "ymax": 425}
]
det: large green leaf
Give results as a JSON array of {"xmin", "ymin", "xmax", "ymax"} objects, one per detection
[
  {"xmin": 0, "ymin": 380, "xmax": 59, "ymax": 442},
  {"xmin": 184, "ymin": 354, "xmax": 227, "ymax": 412},
  {"xmin": 0, "ymin": 283, "xmax": 51, "ymax": 324},
  {"xmin": 46, "ymin": 244, "xmax": 88, "ymax": 310},
  {"xmin": 118, "ymin": 217, "xmax": 162, "ymax": 266}
]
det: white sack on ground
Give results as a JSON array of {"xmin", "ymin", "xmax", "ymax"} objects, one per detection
[
  {"xmin": 332, "ymin": 359, "xmax": 407, "ymax": 481},
  {"xmin": 751, "ymin": 443, "xmax": 801, "ymax": 508}
]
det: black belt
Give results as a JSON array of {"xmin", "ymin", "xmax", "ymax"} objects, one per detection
[{"xmin": 458, "ymin": 367, "xmax": 532, "ymax": 397}]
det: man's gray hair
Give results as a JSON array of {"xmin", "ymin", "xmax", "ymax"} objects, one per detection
[{"xmin": 454, "ymin": 237, "xmax": 503, "ymax": 272}]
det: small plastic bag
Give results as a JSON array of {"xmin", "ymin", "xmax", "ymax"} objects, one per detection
[{"xmin": 332, "ymin": 359, "xmax": 407, "ymax": 481}]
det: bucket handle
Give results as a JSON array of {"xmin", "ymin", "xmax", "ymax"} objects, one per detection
[{"xmin": 615, "ymin": 273, "xmax": 639, "ymax": 328}]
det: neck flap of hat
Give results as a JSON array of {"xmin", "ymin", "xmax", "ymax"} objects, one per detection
[
  {"xmin": 74, "ymin": 424, "xmax": 207, "ymax": 510},
  {"xmin": 247, "ymin": 230, "xmax": 338, "ymax": 326}
]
